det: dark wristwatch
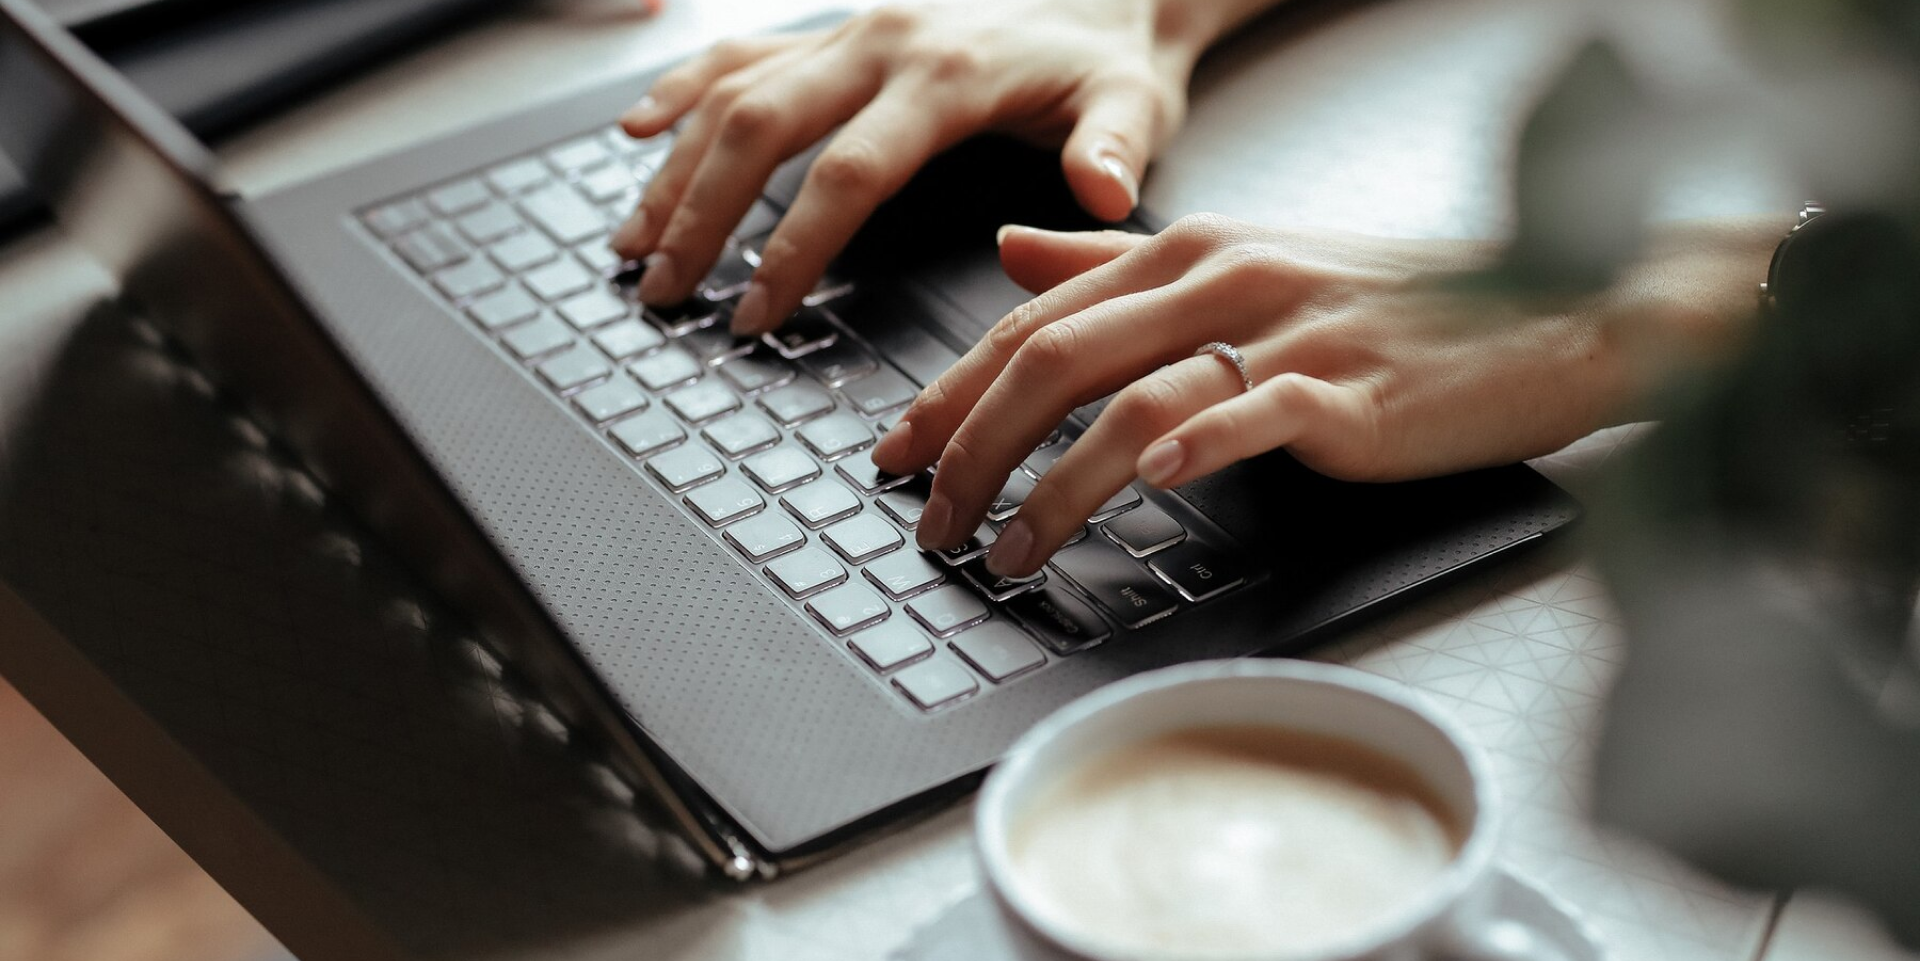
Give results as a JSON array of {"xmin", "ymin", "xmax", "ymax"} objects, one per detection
[{"xmin": 1758, "ymin": 201, "xmax": 1826, "ymax": 313}]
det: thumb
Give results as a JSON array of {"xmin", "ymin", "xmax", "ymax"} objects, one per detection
[
  {"xmin": 1061, "ymin": 81, "xmax": 1168, "ymax": 222},
  {"xmin": 998, "ymin": 225, "xmax": 1146, "ymax": 294}
]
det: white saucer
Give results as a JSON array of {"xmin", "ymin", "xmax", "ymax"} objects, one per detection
[{"xmin": 888, "ymin": 867, "xmax": 1604, "ymax": 961}]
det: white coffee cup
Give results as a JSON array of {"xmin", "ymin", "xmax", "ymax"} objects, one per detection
[{"xmin": 975, "ymin": 659, "xmax": 1578, "ymax": 961}]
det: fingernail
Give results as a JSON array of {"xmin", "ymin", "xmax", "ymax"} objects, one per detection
[
  {"xmin": 1099, "ymin": 153, "xmax": 1139, "ymax": 210},
  {"xmin": 611, "ymin": 209, "xmax": 648, "ymax": 256},
  {"xmin": 621, "ymin": 95, "xmax": 660, "ymax": 130},
  {"xmin": 917, "ymin": 491, "xmax": 952, "ymax": 549},
  {"xmin": 996, "ymin": 224, "xmax": 1019, "ymax": 246},
  {"xmin": 871, "ymin": 419, "xmax": 912, "ymax": 467},
  {"xmin": 1138, "ymin": 439, "xmax": 1184, "ymax": 486},
  {"xmin": 986, "ymin": 519, "xmax": 1034, "ymax": 578},
  {"xmin": 730, "ymin": 282, "xmax": 769, "ymax": 335},
  {"xmin": 636, "ymin": 251, "xmax": 678, "ymax": 305}
]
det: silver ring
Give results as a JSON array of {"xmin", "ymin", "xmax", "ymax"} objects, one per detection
[{"xmin": 1195, "ymin": 341, "xmax": 1254, "ymax": 393}]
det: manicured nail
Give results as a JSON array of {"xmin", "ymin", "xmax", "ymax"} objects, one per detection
[
  {"xmin": 1099, "ymin": 153, "xmax": 1139, "ymax": 210},
  {"xmin": 730, "ymin": 282, "xmax": 770, "ymax": 335},
  {"xmin": 1138, "ymin": 439, "xmax": 1184, "ymax": 486},
  {"xmin": 986, "ymin": 519, "xmax": 1034, "ymax": 578},
  {"xmin": 621, "ymin": 95, "xmax": 660, "ymax": 130},
  {"xmin": 871, "ymin": 418, "xmax": 912, "ymax": 467},
  {"xmin": 917, "ymin": 491, "xmax": 952, "ymax": 549},
  {"xmin": 636, "ymin": 251, "xmax": 678, "ymax": 305},
  {"xmin": 611, "ymin": 209, "xmax": 648, "ymax": 256},
  {"xmin": 996, "ymin": 224, "xmax": 1018, "ymax": 246}
]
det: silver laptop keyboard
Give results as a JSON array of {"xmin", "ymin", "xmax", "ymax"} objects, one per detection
[{"xmin": 358, "ymin": 124, "xmax": 1250, "ymax": 713}]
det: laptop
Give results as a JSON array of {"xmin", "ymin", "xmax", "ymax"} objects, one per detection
[{"xmin": 0, "ymin": 0, "xmax": 1579, "ymax": 878}]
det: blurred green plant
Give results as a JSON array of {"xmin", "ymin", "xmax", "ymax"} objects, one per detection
[{"xmin": 1487, "ymin": 0, "xmax": 1920, "ymax": 947}]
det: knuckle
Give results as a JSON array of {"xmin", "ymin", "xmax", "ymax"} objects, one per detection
[
  {"xmin": 1165, "ymin": 212, "xmax": 1238, "ymax": 249},
  {"xmin": 809, "ymin": 139, "xmax": 889, "ymax": 199},
  {"xmin": 913, "ymin": 43, "xmax": 985, "ymax": 83},
  {"xmin": 1210, "ymin": 241, "xmax": 1286, "ymax": 284},
  {"xmin": 985, "ymin": 304, "xmax": 1040, "ymax": 359},
  {"xmin": 718, "ymin": 95, "xmax": 783, "ymax": 147},
  {"xmin": 1016, "ymin": 320, "xmax": 1083, "ymax": 373},
  {"xmin": 1109, "ymin": 376, "xmax": 1186, "ymax": 435},
  {"xmin": 860, "ymin": 5, "xmax": 920, "ymax": 36},
  {"xmin": 708, "ymin": 37, "xmax": 754, "ymax": 64}
]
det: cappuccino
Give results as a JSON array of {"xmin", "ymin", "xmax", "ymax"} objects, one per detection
[{"xmin": 1006, "ymin": 725, "xmax": 1460, "ymax": 960}]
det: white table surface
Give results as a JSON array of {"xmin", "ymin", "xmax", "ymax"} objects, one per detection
[{"xmin": 5, "ymin": 0, "xmax": 1910, "ymax": 959}]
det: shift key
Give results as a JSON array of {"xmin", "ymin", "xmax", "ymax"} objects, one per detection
[{"xmin": 1047, "ymin": 539, "xmax": 1178, "ymax": 629}]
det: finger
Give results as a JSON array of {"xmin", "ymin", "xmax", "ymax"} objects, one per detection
[
  {"xmin": 634, "ymin": 51, "xmax": 886, "ymax": 308},
  {"xmin": 728, "ymin": 84, "xmax": 978, "ymax": 335},
  {"xmin": 998, "ymin": 225, "xmax": 1146, "ymax": 294},
  {"xmin": 1060, "ymin": 76, "xmax": 1174, "ymax": 222},
  {"xmin": 870, "ymin": 231, "xmax": 1196, "ymax": 476},
  {"xmin": 611, "ymin": 49, "xmax": 799, "ymax": 260},
  {"xmin": 1137, "ymin": 372, "xmax": 1375, "ymax": 489},
  {"xmin": 986, "ymin": 356, "xmax": 1240, "ymax": 577},
  {"xmin": 619, "ymin": 34, "xmax": 804, "ymax": 137},
  {"xmin": 915, "ymin": 280, "xmax": 1221, "ymax": 551}
]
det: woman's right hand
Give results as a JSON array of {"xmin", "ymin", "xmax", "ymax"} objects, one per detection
[{"xmin": 609, "ymin": 0, "xmax": 1263, "ymax": 335}]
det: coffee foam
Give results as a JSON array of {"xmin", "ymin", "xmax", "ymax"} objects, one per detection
[{"xmin": 1007, "ymin": 725, "xmax": 1461, "ymax": 960}]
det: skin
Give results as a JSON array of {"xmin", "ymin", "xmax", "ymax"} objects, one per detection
[{"xmin": 610, "ymin": 1, "xmax": 1786, "ymax": 578}]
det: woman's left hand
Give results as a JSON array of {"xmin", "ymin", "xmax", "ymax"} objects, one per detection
[{"xmin": 868, "ymin": 213, "xmax": 1769, "ymax": 579}]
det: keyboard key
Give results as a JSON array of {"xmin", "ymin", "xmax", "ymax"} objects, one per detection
[
  {"xmin": 821, "ymin": 514, "xmax": 903, "ymax": 564},
  {"xmin": 645, "ymin": 446, "xmax": 724, "ymax": 491},
  {"xmin": 805, "ymin": 582, "xmax": 890, "ymax": 635},
  {"xmin": 524, "ymin": 256, "xmax": 598, "ymax": 302},
  {"xmin": 724, "ymin": 512, "xmax": 806, "ymax": 563},
  {"xmin": 591, "ymin": 318, "xmax": 665, "ymax": 359},
  {"xmin": 575, "ymin": 242, "xmax": 622, "ymax": 275},
  {"xmin": 535, "ymin": 344, "xmax": 612, "ymax": 391},
  {"xmin": 961, "ymin": 558, "xmax": 1046, "ymax": 602},
  {"xmin": 499, "ymin": 315, "xmax": 574, "ymax": 359},
  {"xmin": 557, "ymin": 288, "xmax": 628, "ymax": 330},
  {"xmin": 937, "ymin": 524, "xmax": 998, "ymax": 566},
  {"xmin": 489, "ymin": 230, "xmax": 559, "ymax": 272},
  {"xmin": 876, "ymin": 485, "xmax": 928, "ymax": 530},
  {"xmin": 578, "ymin": 165, "xmax": 637, "ymax": 203},
  {"xmin": 718, "ymin": 352, "xmax": 795, "ymax": 394},
  {"xmin": 757, "ymin": 382, "xmax": 835, "ymax": 426},
  {"xmin": 797, "ymin": 339, "xmax": 876, "ymax": 387},
  {"xmin": 607, "ymin": 409, "xmax": 685, "ymax": 458},
  {"xmin": 392, "ymin": 222, "xmax": 469, "ymax": 272},
  {"xmin": 779, "ymin": 479, "xmax": 861, "ymax": 528},
  {"xmin": 663, "ymin": 381, "xmax": 740, "ymax": 424},
  {"xmin": 701, "ymin": 412, "xmax": 779, "ymax": 458},
  {"xmin": 521, "ymin": 184, "xmax": 607, "ymax": 245},
  {"xmin": 1147, "ymin": 539, "xmax": 1248, "ymax": 603},
  {"xmin": 848, "ymin": 621, "xmax": 933, "ymax": 673},
  {"xmin": 765, "ymin": 546, "xmax": 847, "ymax": 598},
  {"xmin": 951, "ymin": 622, "xmax": 1046, "ymax": 682},
  {"xmin": 796, "ymin": 412, "xmax": 872, "ymax": 460},
  {"xmin": 1008, "ymin": 583, "xmax": 1109, "ymax": 654},
  {"xmin": 684, "ymin": 476, "xmax": 764, "ymax": 527},
  {"xmin": 1103, "ymin": 500, "xmax": 1185, "ymax": 556},
  {"xmin": 432, "ymin": 257, "xmax": 505, "ymax": 299},
  {"xmin": 364, "ymin": 198, "xmax": 429, "ymax": 237},
  {"xmin": 1049, "ymin": 539, "xmax": 1179, "ymax": 629},
  {"xmin": 838, "ymin": 366, "xmax": 917, "ymax": 416},
  {"xmin": 678, "ymin": 324, "xmax": 757, "ymax": 365},
  {"xmin": 427, "ymin": 178, "xmax": 490, "ymax": 216},
  {"xmin": 905, "ymin": 585, "xmax": 990, "ymax": 637},
  {"xmin": 740, "ymin": 446, "xmax": 820, "ymax": 492},
  {"xmin": 892, "ymin": 658, "xmax": 977, "ymax": 710},
  {"xmin": 571, "ymin": 376, "xmax": 648, "ymax": 422},
  {"xmin": 629, "ymin": 347, "xmax": 703, "ymax": 391},
  {"xmin": 644, "ymin": 298, "xmax": 723, "ymax": 334},
  {"xmin": 1089, "ymin": 485, "xmax": 1141, "ymax": 522},
  {"xmin": 762, "ymin": 308, "xmax": 838, "ymax": 358},
  {"xmin": 487, "ymin": 157, "xmax": 551, "ymax": 194},
  {"xmin": 1023, "ymin": 439, "xmax": 1070, "ymax": 478},
  {"xmin": 863, "ymin": 550, "xmax": 946, "ymax": 600},
  {"xmin": 733, "ymin": 200, "xmax": 781, "ymax": 243},
  {"xmin": 835, "ymin": 448, "xmax": 911, "ymax": 494},
  {"xmin": 987, "ymin": 472, "xmax": 1036, "ymax": 522},
  {"xmin": 467, "ymin": 285, "xmax": 541, "ymax": 330},
  {"xmin": 455, "ymin": 202, "xmax": 523, "ymax": 244},
  {"xmin": 547, "ymin": 135, "xmax": 613, "ymax": 173},
  {"xmin": 700, "ymin": 247, "xmax": 756, "ymax": 301}
]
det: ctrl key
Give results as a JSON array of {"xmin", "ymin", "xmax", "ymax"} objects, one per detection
[
  {"xmin": 891, "ymin": 657, "xmax": 978, "ymax": 711},
  {"xmin": 1147, "ymin": 539, "xmax": 1248, "ymax": 603}
]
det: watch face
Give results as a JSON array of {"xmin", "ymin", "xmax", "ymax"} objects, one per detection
[{"xmin": 1767, "ymin": 208, "xmax": 1915, "ymax": 316}]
